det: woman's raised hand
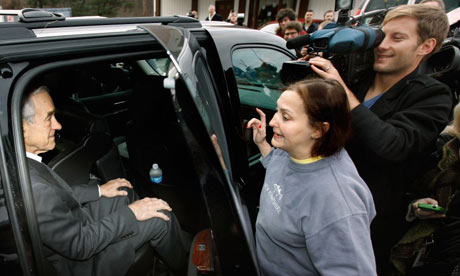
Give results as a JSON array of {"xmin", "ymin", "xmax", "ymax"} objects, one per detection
[{"xmin": 247, "ymin": 108, "xmax": 267, "ymax": 145}]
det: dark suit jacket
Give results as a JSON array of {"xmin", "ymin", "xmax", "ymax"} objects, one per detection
[
  {"xmin": 28, "ymin": 158, "xmax": 139, "ymax": 276},
  {"xmin": 205, "ymin": 13, "xmax": 223, "ymax": 21}
]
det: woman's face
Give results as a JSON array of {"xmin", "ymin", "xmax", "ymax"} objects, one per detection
[{"xmin": 269, "ymin": 90, "xmax": 320, "ymax": 159}]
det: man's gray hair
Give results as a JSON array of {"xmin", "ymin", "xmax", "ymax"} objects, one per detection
[{"xmin": 22, "ymin": 86, "xmax": 50, "ymax": 124}]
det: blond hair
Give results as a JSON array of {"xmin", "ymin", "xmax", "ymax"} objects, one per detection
[
  {"xmin": 442, "ymin": 103, "xmax": 460, "ymax": 137},
  {"xmin": 383, "ymin": 4, "xmax": 448, "ymax": 54}
]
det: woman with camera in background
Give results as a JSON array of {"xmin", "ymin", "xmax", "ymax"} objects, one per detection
[{"xmin": 247, "ymin": 79, "xmax": 376, "ymax": 275}]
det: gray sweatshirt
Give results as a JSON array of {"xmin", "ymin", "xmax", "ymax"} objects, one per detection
[{"xmin": 256, "ymin": 148, "xmax": 376, "ymax": 276}]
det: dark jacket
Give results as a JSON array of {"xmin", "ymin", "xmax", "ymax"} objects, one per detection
[
  {"xmin": 391, "ymin": 137, "xmax": 460, "ymax": 276},
  {"xmin": 28, "ymin": 158, "xmax": 138, "ymax": 276},
  {"xmin": 346, "ymin": 69, "xmax": 453, "ymax": 272},
  {"xmin": 303, "ymin": 22, "xmax": 318, "ymax": 33},
  {"xmin": 205, "ymin": 13, "xmax": 223, "ymax": 21}
]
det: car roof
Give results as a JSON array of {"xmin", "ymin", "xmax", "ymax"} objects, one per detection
[
  {"xmin": 0, "ymin": 9, "xmax": 202, "ymax": 41},
  {"xmin": 0, "ymin": 9, "xmax": 288, "ymax": 49}
]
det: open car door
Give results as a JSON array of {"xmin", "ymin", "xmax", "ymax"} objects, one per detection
[{"xmin": 140, "ymin": 25, "xmax": 259, "ymax": 276}]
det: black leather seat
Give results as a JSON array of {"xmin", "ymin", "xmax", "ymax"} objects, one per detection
[
  {"xmin": 48, "ymin": 132, "xmax": 121, "ymax": 186},
  {"xmin": 43, "ymin": 103, "xmax": 126, "ymax": 185}
]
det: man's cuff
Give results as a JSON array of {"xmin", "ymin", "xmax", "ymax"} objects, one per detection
[{"xmin": 97, "ymin": 185, "xmax": 101, "ymax": 197}]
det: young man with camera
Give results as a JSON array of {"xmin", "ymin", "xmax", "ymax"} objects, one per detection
[{"xmin": 308, "ymin": 4, "xmax": 452, "ymax": 274}]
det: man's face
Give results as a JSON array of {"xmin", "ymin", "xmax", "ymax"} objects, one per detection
[
  {"xmin": 279, "ymin": 16, "xmax": 291, "ymax": 28},
  {"xmin": 324, "ymin": 12, "xmax": 334, "ymax": 22},
  {"xmin": 305, "ymin": 11, "xmax": 313, "ymax": 23},
  {"xmin": 284, "ymin": 28, "xmax": 299, "ymax": 40},
  {"xmin": 209, "ymin": 5, "xmax": 215, "ymax": 14},
  {"xmin": 23, "ymin": 91, "xmax": 62, "ymax": 155},
  {"xmin": 373, "ymin": 16, "xmax": 425, "ymax": 75}
]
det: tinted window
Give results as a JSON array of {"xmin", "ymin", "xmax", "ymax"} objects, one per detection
[
  {"xmin": 192, "ymin": 53, "xmax": 231, "ymax": 170},
  {"xmin": 232, "ymin": 48, "xmax": 290, "ymax": 111},
  {"xmin": 445, "ymin": 0, "xmax": 460, "ymax": 12},
  {"xmin": 367, "ymin": 0, "xmax": 409, "ymax": 11}
]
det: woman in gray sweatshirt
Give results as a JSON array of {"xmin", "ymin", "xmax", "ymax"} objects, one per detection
[{"xmin": 247, "ymin": 79, "xmax": 376, "ymax": 275}]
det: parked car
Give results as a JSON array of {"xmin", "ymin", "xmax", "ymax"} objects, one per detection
[
  {"xmin": 2, "ymin": 6, "xmax": 460, "ymax": 276},
  {"xmin": 0, "ymin": 8, "xmax": 296, "ymax": 276}
]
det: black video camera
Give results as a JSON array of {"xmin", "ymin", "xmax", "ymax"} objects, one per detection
[{"xmin": 280, "ymin": 0, "xmax": 387, "ymax": 86}]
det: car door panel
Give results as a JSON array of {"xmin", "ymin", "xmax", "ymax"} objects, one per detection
[{"xmin": 140, "ymin": 25, "xmax": 259, "ymax": 275}]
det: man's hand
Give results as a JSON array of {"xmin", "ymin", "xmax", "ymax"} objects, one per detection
[
  {"xmin": 128, "ymin": 197, "xmax": 172, "ymax": 221},
  {"xmin": 411, "ymin": 198, "xmax": 446, "ymax": 220},
  {"xmin": 308, "ymin": 57, "xmax": 360, "ymax": 109},
  {"xmin": 100, "ymin": 178, "xmax": 133, "ymax": 198}
]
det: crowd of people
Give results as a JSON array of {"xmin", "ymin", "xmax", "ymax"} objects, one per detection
[
  {"xmin": 248, "ymin": 2, "xmax": 460, "ymax": 276},
  {"xmin": 274, "ymin": 7, "xmax": 338, "ymax": 59},
  {"xmin": 22, "ymin": 1, "xmax": 460, "ymax": 276}
]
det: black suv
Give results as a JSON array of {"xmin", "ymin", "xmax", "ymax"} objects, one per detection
[{"xmin": 0, "ymin": 9, "xmax": 296, "ymax": 276}]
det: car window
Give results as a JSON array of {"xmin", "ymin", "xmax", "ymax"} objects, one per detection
[
  {"xmin": 445, "ymin": 0, "xmax": 460, "ymax": 12},
  {"xmin": 366, "ymin": 0, "xmax": 409, "ymax": 11},
  {"xmin": 191, "ymin": 53, "xmax": 232, "ymax": 171},
  {"xmin": 232, "ymin": 48, "xmax": 290, "ymax": 111},
  {"xmin": 144, "ymin": 58, "xmax": 171, "ymax": 76}
]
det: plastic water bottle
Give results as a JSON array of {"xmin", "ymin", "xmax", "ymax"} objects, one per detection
[{"xmin": 149, "ymin": 163, "xmax": 163, "ymax": 184}]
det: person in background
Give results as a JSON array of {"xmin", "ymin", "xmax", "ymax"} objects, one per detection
[
  {"xmin": 390, "ymin": 102, "xmax": 460, "ymax": 276},
  {"xmin": 248, "ymin": 79, "xmax": 376, "ymax": 276},
  {"xmin": 283, "ymin": 21, "xmax": 304, "ymax": 58},
  {"xmin": 205, "ymin": 4, "xmax": 223, "ymax": 21},
  {"xmin": 227, "ymin": 11, "xmax": 238, "ymax": 25},
  {"xmin": 275, "ymin": 8, "xmax": 296, "ymax": 37},
  {"xmin": 308, "ymin": 5, "xmax": 452, "ymax": 274},
  {"xmin": 317, "ymin": 10, "xmax": 335, "ymax": 30},
  {"xmin": 23, "ymin": 86, "xmax": 190, "ymax": 276},
  {"xmin": 420, "ymin": 0, "xmax": 445, "ymax": 11},
  {"xmin": 188, "ymin": 10, "xmax": 198, "ymax": 19},
  {"xmin": 303, "ymin": 9, "xmax": 318, "ymax": 33}
]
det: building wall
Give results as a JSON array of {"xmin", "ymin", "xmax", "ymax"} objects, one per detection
[
  {"xmin": 308, "ymin": 0, "xmax": 363, "ymax": 21},
  {"xmin": 161, "ymin": 0, "xmax": 192, "ymax": 17},
  {"xmin": 198, "ymin": 0, "xmax": 215, "ymax": 20},
  {"xmin": 308, "ymin": 0, "xmax": 335, "ymax": 20}
]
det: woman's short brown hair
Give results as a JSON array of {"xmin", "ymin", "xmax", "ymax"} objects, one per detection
[{"xmin": 289, "ymin": 78, "xmax": 351, "ymax": 157}]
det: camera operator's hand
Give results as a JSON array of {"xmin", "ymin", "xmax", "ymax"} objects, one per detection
[{"xmin": 309, "ymin": 57, "xmax": 360, "ymax": 109}]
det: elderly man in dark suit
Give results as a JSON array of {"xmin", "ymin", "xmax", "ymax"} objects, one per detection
[
  {"xmin": 22, "ymin": 85, "xmax": 189, "ymax": 276},
  {"xmin": 205, "ymin": 4, "xmax": 223, "ymax": 21}
]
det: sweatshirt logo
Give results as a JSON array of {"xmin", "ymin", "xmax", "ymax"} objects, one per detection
[{"xmin": 265, "ymin": 183, "xmax": 283, "ymax": 214}]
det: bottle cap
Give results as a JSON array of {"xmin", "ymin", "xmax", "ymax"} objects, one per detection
[{"xmin": 152, "ymin": 163, "xmax": 158, "ymax": 169}]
